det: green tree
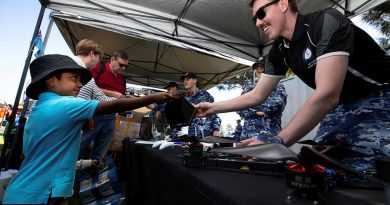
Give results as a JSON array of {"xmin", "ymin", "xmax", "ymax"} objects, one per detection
[
  {"xmin": 361, "ymin": 1, "xmax": 390, "ymax": 48},
  {"xmin": 217, "ymin": 70, "xmax": 253, "ymax": 91}
]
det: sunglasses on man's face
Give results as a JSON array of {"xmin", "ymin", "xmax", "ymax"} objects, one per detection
[
  {"xmin": 252, "ymin": 0, "xmax": 280, "ymax": 24},
  {"xmin": 119, "ymin": 63, "xmax": 128, "ymax": 68}
]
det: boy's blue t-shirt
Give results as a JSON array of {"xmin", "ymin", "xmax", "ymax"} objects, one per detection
[{"xmin": 3, "ymin": 92, "xmax": 99, "ymax": 204}]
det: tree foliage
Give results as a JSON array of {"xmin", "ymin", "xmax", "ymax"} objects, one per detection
[
  {"xmin": 361, "ymin": 1, "xmax": 390, "ymax": 46},
  {"xmin": 216, "ymin": 70, "xmax": 253, "ymax": 91}
]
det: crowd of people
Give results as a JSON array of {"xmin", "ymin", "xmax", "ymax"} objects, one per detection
[{"xmin": 3, "ymin": 0, "xmax": 390, "ymax": 203}]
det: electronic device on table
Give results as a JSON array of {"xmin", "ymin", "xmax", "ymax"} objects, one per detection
[
  {"xmin": 165, "ymin": 97, "xmax": 196, "ymax": 129},
  {"xmin": 212, "ymin": 143, "xmax": 390, "ymax": 205},
  {"xmin": 163, "ymin": 97, "xmax": 389, "ymax": 204}
]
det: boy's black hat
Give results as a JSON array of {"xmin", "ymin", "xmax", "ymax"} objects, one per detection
[
  {"xmin": 180, "ymin": 72, "xmax": 197, "ymax": 80},
  {"xmin": 164, "ymin": 81, "xmax": 179, "ymax": 89},
  {"xmin": 26, "ymin": 54, "xmax": 92, "ymax": 100},
  {"xmin": 252, "ymin": 56, "xmax": 265, "ymax": 69}
]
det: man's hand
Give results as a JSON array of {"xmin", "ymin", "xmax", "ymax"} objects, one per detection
[
  {"xmin": 236, "ymin": 138, "xmax": 264, "ymax": 147},
  {"xmin": 195, "ymin": 102, "xmax": 215, "ymax": 117}
]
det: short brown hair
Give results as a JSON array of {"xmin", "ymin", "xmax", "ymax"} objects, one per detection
[
  {"xmin": 249, "ymin": 0, "xmax": 298, "ymax": 13},
  {"xmin": 112, "ymin": 49, "xmax": 129, "ymax": 60},
  {"xmin": 75, "ymin": 39, "xmax": 104, "ymax": 57}
]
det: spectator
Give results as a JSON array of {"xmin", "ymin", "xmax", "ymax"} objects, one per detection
[
  {"xmin": 80, "ymin": 49, "xmax": 128, "ymax": 160},
  {"xmin": 237, "ymin": 56, "xmax": 287, "ymax": 142},
  {"xmin": 233, "ymin": 119, "xmax": 243, "ymax": 140}
]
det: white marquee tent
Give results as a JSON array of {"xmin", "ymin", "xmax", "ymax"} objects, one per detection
[
  {"xmin": 1, "ymin": 0, "xmax": 387, "ymax": 170},
  {"xmin": 41, "ymin": 0, "xmax": 386, "ymax": 89}
]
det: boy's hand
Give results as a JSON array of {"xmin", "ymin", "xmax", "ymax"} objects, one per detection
[
  {"xmin": 195, "ymin": 102, "xmax": 215, "ymax": 117},
  {"xmin": 153, "ymin": 92, "xmax": 176, "ymax": 103}
]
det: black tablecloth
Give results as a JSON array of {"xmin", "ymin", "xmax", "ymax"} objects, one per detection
[{"xmin": 122, "ymin": 140, "xmax": 386, "ymax": 205}]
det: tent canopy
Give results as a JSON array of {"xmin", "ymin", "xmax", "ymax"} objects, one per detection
[
  {"xmin": 42, "ymin": 0, "xmax": 386, "ymax": 89},
  {"xmin": 54, "ymin": 19, "xmax": 250, "ymax": 89}
]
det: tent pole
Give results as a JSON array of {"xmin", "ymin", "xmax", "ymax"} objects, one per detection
[
  {"xmin": 0, "ymin": 4, "xmax": 47, "ymax": 171},
  {"xmin": 43, "ymin": 16, "xmax": 54, "ymax": 48},
  {"xmin": 5, "ymin": 16, "xmax": 54, "ymax": 170}
]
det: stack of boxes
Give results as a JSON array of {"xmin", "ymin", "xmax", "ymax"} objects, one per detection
[{"xmin": 77, "ymin": 156, "xmax": 124, "ymax": 205}]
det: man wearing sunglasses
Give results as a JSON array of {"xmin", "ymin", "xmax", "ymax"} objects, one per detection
[
  {"xmin": 81, "ymin": 49, "xmax": 129, "ymax": 160},
  {"xmin": 197, "ymin": 0, "xmax": 390, "ymax": 169},
  {"xmin": 91, "ymin": 49, "xmax": 128, "ymax": 98}
]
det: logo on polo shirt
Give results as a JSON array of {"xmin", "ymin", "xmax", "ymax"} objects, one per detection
[
  {"xmin": 303, "ymin": 46, "xmax": 313, "ymax": 62},
  {"xmin": 302, "ymin": 43, "xmax": 316, "ymax": 68}
]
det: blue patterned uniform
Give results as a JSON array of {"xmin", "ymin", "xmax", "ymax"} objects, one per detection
[
  {"xmin": 152, "ymin": 102, "xmax": 169, "ymax": 133},
  {"xmin": 185, "ymin": 90, "xmax": 219, "ymax": 138},
  {"xmin": 314, "ymin": 89, "xmax": 390, "ymax": 170},
  {"xmin": 237, "ymin": 83, "xmax": 287, "ymax": 142},
  {"xmin": 233, "ymin": 123, "xmax": 243, "ymax": 140},
  {"xmin": 154, "ymin": 103, "xmax": 165, "ymax": 112}
]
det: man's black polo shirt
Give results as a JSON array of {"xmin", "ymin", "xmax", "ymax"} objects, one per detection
[{"xmin": 265, "ymin": 8, "xmax": 390, "ymax": 103}]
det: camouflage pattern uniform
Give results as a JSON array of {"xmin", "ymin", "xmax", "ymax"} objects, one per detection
[
  {"xmin": 314, "ymin": 88, "xmax": 390, "ymax": 170},
  {"xmin": 237, "ymin": 82, "xmax": 287, "ymax": 143},
  {"xmin": 233, "ymin": 123, "xmax": 243, "ymax": 140},
  {"xmin": 185, "ymin": 89, "xmax": 219, "ymax": 138},
  {"xmin": 152, "ymin": 102, "xmax": 169, "ymax": 133}
]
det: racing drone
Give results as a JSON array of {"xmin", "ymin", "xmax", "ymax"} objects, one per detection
[
  {"xmin": 160, "ymin": 96, "xmax": 390, "ymax": 204},
  {"xmin": 212, "ymin": 143, "xmax": 389, "ymax": 205}
]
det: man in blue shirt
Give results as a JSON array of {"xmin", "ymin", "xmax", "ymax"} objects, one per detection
[{"xmin": 182, "ymin": 72, "xmax": 220, "ymax": 138}]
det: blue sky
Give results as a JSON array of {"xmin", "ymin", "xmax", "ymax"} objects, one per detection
[
  {"xmin": 0, "ymin": 1, "xmax": 385, "ymax": 129},
  {"xmin": 0, "ymin": 1, "xmax": 73, "ymax": 105}
]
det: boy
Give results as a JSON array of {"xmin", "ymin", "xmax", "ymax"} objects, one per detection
[{"xmin": 3, "ymin": 54, "xmax": 173, "ymax": 204}]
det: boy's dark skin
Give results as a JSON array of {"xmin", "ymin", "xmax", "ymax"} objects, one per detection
[{"xmin": 46, "ymin": 71, "xmax": 175, "ymax": 116}]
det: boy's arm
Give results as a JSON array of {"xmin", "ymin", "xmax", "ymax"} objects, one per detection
[{"xmin": 94, "ymin": 92, "xmax": 174, "ymax": 115}]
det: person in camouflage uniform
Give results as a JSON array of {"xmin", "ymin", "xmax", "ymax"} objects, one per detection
[
  {"xmin": 314, "ymin": 90, "xmax": 390, "ymax": 170},
  {"xmin": 211, "ymin": 115, "xmax": 221, "ymax": 136},
  {"xmin": 237, "ymin": 57, "xmax": 287, "ymax": 142},
  {"xmin": 152, "ymin": 82, "xmax": 178, "ymax": 134},
  {"xmin": 182, "ymin": 72, "xmax": 220, "ymax": 138},
  {"xmin": 233, "ymin": 119, "xmax": 243, "ymax": 140}
]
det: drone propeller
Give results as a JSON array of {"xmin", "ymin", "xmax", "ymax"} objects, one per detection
[
  {"xmin": 213, "ymin": 143, "xmax": 385, "ymax": 184},
  {"xmin": 297, "ymin": 139, "xmax": 369, "ymax": 159},
  {"xmin": 298, "ymin": 146, "xmax": 384, "ymax": 184},
  {"xmin": 200, "ymin": 136, "xmax": 238, "ymax": 144},
  {"xmin": 213, "ymin": 143, "xmax": 298, "ymax": 161}
]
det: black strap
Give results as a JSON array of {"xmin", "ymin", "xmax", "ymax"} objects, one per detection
[{"xmin": 95, "ymin": 62, "xmax": 106, "ymax": 81}]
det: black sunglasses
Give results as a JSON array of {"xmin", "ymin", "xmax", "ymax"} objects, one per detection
[
  {"xmin": 252, "ymin": 0, "xmax": 280, "ymax": 24},
  {"xmin": 119, "ymin": 63, "xmax": 128, "ymax": 68}
]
